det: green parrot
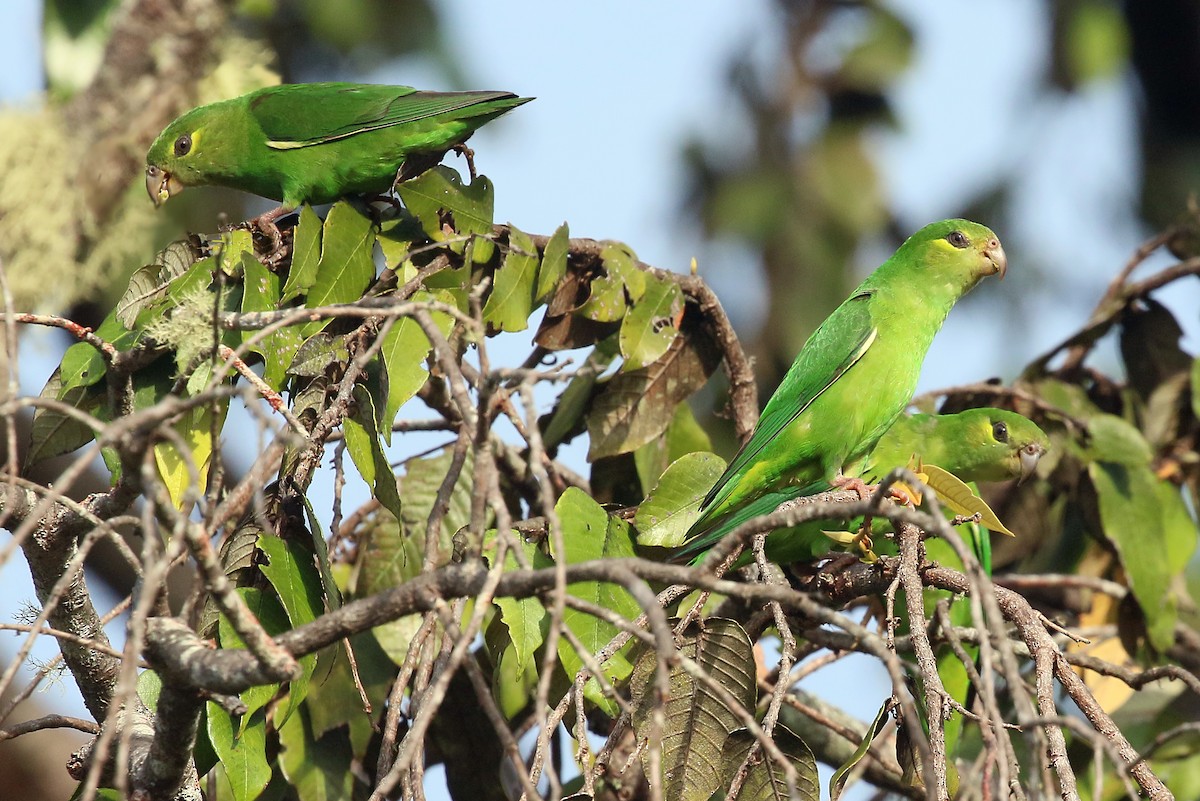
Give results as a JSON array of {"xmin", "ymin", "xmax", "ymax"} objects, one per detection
[
  {"xmin": 672, "ymin": 408, "xmax": 1047, "ymax": 566},
  {"xmin": 145, "ymin": 82, "xmax": 531, "ymax": 209},
  {"xmin": 672, "ymin": 219, "xmax": 1007, "ymax": 564},
  {"xmin": 860, "ymin": 407, "xmax": 1049, "ymax": 487}
]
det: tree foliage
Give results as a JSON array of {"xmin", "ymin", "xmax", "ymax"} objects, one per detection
[
  {"xmin": 2, "ymin": 3, "xmax": 1200, "ymax": 801},
  {"xmin": 2, "ymin": 161, "xmax": 1198, "ymax": 801}
]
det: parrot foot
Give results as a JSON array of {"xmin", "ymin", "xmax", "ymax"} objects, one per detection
[
  {"xmin": 452, "ymin": 143, "xmax": 478, "ymax": 179},
  {"xmin": 247, "ymin": 207, "xmax": 293, "ymax": 268},
  {"xmin": 831, "ymin": 475, "xmax": 873, "ymax": 500},
  {"xmin": 831, "ymin": 475, "xmax": 913, "ymax": 506}
]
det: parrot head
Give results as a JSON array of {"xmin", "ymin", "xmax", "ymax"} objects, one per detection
[
  {"xmin": 899, "ymin": 218, "xmax": 1007, "ymax": 290},
  {"xmin": 145, "ymin": 104, "xmax": 233, "ymax": 206},
  {"xmin": 961, "ymin": 408, "xmax": 1049, "ymax": 483}
]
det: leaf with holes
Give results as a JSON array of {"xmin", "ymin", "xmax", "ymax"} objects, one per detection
[
  {"xmin": 620, "ymin": 275, "xmax": 682, "ymax": 370},
  {"xmin": 397, "ymin": 166, "xmax": 494, "ymax": 252}
]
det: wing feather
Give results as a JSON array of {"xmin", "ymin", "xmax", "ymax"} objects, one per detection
[
  {"xmin": 701, "ymin": 291, "xmax": 878, "ymax": 511},
  {"xmin": 249, "ymin": 83, "xmax": 521, "ymax": 149}
]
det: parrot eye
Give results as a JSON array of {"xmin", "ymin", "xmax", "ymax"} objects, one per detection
[
  {"xmin": 946, "ymin": 230, "xmax": 969, "ymax": 249},
  {"xmin": 992, "ymin": 421, "xmax": 1009, "ymax": 443},
  {"xmin": 174, "ymin": 134, "xmax": 192, "ymax": 157}
]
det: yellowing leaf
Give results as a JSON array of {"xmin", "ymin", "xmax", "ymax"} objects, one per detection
[
  {"xmin": 921, "ymin": 463, "xmax": 1015, "ymax": 536},
  {"xmin": 153, "ymin": 404, "xmax": 221, "ymax": 509},
  {"xmin": 1071, "ymin": 590, "xmax": 1135, "ymax": 713}
]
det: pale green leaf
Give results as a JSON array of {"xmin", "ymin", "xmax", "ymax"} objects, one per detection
[
  {"xmin": 482, "ymin": 225, "xmax": 538, "ymax": 332},
  {"xmin": 207, "ymin": 705, "xmax": 271, "ymax": 801},
  {"xmin": 281, "ymin": 204, "xmax": 323, "ymax": 302},
  {"xmin": 343, "ymin": 385, "xmax": 404, "ymax": 522},
  {"xmin": 534, "ymin": 222, "xmax": 570, "ymax": 303},
  {"xmin": 635, "ymin": 452, "xmax": 727, "ymax": 547}
]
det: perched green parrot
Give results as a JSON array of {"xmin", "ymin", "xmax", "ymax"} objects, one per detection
[
  {"xmin": 671, "ymin": 408, "xmax": 1047, "ymax": 565},
  {"xmin": 859, "ymin": 407, "xmax": 1049, "ymax": 487},
  {"xmin": 672, "ymin": 220, "xmax": 1007, "ymax": 564},
  {"xmin": 145, "ymin": 83, "xmax": 531, "ymax": 209}
]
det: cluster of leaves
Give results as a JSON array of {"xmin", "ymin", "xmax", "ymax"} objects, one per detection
[
  {"xmin": 23, "ymin": 168, "xmax": 1200, "ymax": 801},
  {"xmin": 33, "ymin": 167, "xmax": 738, "ymax": 800}
]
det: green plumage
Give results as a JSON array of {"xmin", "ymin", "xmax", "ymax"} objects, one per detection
[
  {"xmin": 145, "ymin": 83, "xmax": 531, "ymax": 208},
  {"xmin": 858, "ymin": 408, "xmax": 1050, "ymax": 486},
  {"xmin": 673, "ymin": 220, "xmax": 1007, "ymax": 563}
]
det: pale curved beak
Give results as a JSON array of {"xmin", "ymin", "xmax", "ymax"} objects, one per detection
[
  {"xmin": 1018, "ymin": 443, "xmax": 1044, "ymax": 483},
  {"xmin": 145, "ymin": 165, "xmax": 182, "ymax": 207},
  {"xmin": 984, "ymin": 238, "xmax": 1007, "ymax": 279}
]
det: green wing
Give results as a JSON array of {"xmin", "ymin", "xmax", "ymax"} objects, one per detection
[
  {"xmin": 701, "ymin": 291, "xmax": 878, "ymax": 512},
  {"xmin": 250, "ymin": 83, "xmax": 520, "ymax": 149}
]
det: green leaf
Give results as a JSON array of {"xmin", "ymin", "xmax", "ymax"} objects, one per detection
[
  {"xmin": 57, "ymin": 310, "xmax": 135, "ymax": 394},
  {"xmin": 376, "ymin": 213, "xmax": 425, "ymax": 269},
  {"xmin": 399, "ymin": 447, "xmax": 478, "ymax": 565},
  {"xmin": 241, "ymin": 253, "xmax": 302, "ymax": 390},
  {"xmin": 397, "ymin": 166, "xmax": 495, "ymax": 248},
  {"xmin": 278, "ymin": 706, "xmax": 354, "ymax": 801},
  {"xmin": 491, "ymin": 622, "xmax": 540, "ymax": 720},
  {"xmin": 722, "ymin": 725, "xmax": 820, "ymax": 801},
  {"xmin": 635, "ymin": 452, "xmax": 727, "ymax": 547},
  {"xmin": 551, "ymin": 489, "xmax": 641, "ymax": 694},
  {"xmin": 541, "ymin": 339, "xmax": 618, "ymax": 450},
  {"xmin": 343, "ymin": 385, "xmax": 404, "ymax": 522},
  {"xmin": 207, "ymin": 705, "xmax": 271, "ymax": 801},
  {"xmin": 355, "ymin": 509, "xmax": 424, "ymax": 664},
  {"xmin": 1191, "ymin": 357, "xmax": 1200, "ymax": 422},
  {"xmin": 491, "ymin": 536, "xmax": 553, "ymax": 678},
  {"xmin": 1157, "ymin": 480, "xmax": 1198, "ymax": 576},
  {"xmin": 302, "ymin": 631, "xmax": 394, "ymax": 753},
  {"xmin": 633, "ymin": 400, "xmax": 715, "ymax": 492},
  {"xmin": 27, "ymin": 371, "xmax": 106, "ymax": 465},
  {"xmin": 304, "ymin": 202, "xmax": 376, "ymax": 333},
  {"xmin": 258, "ymin": 535, "xmax": 324, "ymax": 629},
  {"xmin": 576, "ymin": 242, "xmax": 634, "ymax": 323},
  {"xmin": 482, "ymin": 225, "xmax": 538, "ymax": 332},
  {"xmin": 216, "ymin": 587, "xmax": 310, "ymax": 731},
  {"xmin": 628, "ymin": 617, "xmax": 756, "ymax": 801},
  {"xmin": 281, "ymin": 204, "xmax": 323, "ymax": 303},
  {"xmin": 1085, "ymin": 414, "xmax": 1154, "ymax": 465},
  {"xmin": 287, "ymin": 332, "xmax": 350, "ymax": 378},
  {"xmin": 619, "ymin": 276, "xmax": 682, "ymax": 370},
  {"xmin": 1089, "ymin": 462, "xmax": 1176, "ymax": 650},
  {"xmin": 588, "ymin": 315, "xmax": 722, "ymax": 460},
  {"xmin": 378, "ymin": 291, "xmax": 453, "ymax": 444},
  {"xmin": 535, "ymin": 222, "xmax": 570, "ymax": 304},
  {"xmin": 830, "ymin": 698, "xmax": 893, "ymax": 800}
]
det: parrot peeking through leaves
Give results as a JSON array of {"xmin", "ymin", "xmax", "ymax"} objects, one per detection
[
  {"xmin": 667, "ymin": 408, "xmax": 1047, "ymax": 566},
  {"xmin": 145, "ymin": 82, "xmax": 530, "ymax": 252},
  {"xmin": 671, "ymin": 220, "xmax": 1007, "ymax": 564}
]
